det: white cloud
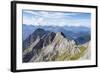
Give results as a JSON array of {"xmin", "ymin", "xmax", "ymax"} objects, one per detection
[
  {"xmin": 23, "ymin": 10, "xmax": 91, "ymax": 27},
  {"xmin": 23, "ymin": 10, "xmax": 79, "ymax": 19}
]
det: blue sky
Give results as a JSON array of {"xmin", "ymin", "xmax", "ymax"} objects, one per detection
[{"xmin": 23, "ymin": 10, "xmax": 91, "ymax": 28}]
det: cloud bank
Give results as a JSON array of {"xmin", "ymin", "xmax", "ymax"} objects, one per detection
[{"xmin": 23, "ymin": 10, "xmax": 91, "ymax": 27}]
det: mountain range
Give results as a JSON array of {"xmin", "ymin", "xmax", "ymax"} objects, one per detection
[
  {"xmin": 22, "ymin": 27, "xmax": 90, "ymax": 62},
  {"xmin": 23, "ymin": 24, "xmax": 91, "ymax": 44}
]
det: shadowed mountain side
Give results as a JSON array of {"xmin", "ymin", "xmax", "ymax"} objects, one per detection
[
  {"xmin": 23, "ymin": 28, "xmax": 56, "ymax": 62},
  {"xmin": 23, "ymin": 28, "xmax": 50, "ymax": 51}
]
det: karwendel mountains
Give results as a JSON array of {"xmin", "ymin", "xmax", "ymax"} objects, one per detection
[{"xmin": 22, "ymin": 25, "xmax": 91, "ymax": 63}]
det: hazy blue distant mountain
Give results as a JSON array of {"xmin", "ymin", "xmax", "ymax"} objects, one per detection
[
  {"xmin": 75, "ymin": 34, "xmax": 91, "ymax": 44},
  {"xmin": 22, "ymin": 24, "xmax": 90, "ymax": 44},
  {"xmin": 22, "ymin": 24, "xmax": 37, "ymax": 40}
]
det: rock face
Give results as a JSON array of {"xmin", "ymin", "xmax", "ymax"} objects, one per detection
[
  {"xmin": 23, "ymin": 28, "xmax": 56, "ymax": 62},
  {"xmin": 22, "ymin": 28, "xmax": 87, "ymax": 62}
]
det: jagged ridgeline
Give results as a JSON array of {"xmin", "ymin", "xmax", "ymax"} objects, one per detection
[{"xmin": 22, "ymin": 28, "xmax": 90, "ymax": 62}]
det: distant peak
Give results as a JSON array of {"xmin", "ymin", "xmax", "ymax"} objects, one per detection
[
  {"xmin": 34, "ymin": 28, "xmax": 45, "ymax": 32},
  {"xmin": 35, "ymin": 28, "xmax": 44, "ymax": 31}
]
